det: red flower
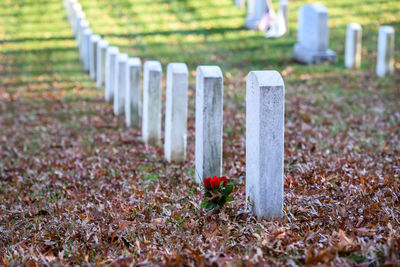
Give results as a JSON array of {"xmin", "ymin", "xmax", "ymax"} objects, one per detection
[{"xmin": 203, "ymin": 177, "xmax": 211, "ymax": 189}]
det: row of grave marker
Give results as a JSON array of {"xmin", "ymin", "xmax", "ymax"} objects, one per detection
[
  {"xmin": 63, "ymin": 0, "xmax": 284, "ymax": 218},
  {"xmin": 245, "ymin": 1, "xmax": 395, "ymax": 76}
]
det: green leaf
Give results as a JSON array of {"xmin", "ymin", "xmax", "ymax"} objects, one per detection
[{"xmin": 226, "ymin": 196, "xmax": 234, "ymax": 202}]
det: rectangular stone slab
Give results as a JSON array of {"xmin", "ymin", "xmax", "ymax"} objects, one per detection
[
  {"xmin": 345, "ymin": 23, "xmax": 362, "ymax": 69},
  {"xmin": 96, "ymin": 40, "xmax": 109, "ymax": 89},
  {"xmin": 246, "ymin": 70, "xmax": 284, "ymax": 219},
  {"xmin": 142, "ymin": 61, "xmax": 162, "ymax": 146},
  {"xmin": 125, "ymin": 57, "xmax": 142, "ymax": 128},
  {"xmin": 195, "ymin": 65, "xmax": 223, "ymax": 183},
  {"xmin": 164, "ymin": 63, "xmax": 189, "ymax": 163},
  {"xmin": 105, "ymin": 46, "xmax": 119, "ymax": 102},
  {"xmin": 78, "ymin": 20, "xmax": 89, "ymax": 62},
  {"xmin": 376, "ymin": 25, "xmax": 395, "ymax": 77},
  {"xmin": 89, "ymin": 34, "xmax": 100, "ymax": 81},
  {"xmin": 114, "ymin": 53, "xmax": 128, "ymax": 116},
  {"xmin": 83, "ymin": 29, "xmax": 93, "ymax": 72}
]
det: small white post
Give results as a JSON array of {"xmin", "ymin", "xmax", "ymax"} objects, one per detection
[
  {"xmin": 195, "ymin": 66, "xmax": 223, "ymax": 183},
  {"xmin": 114, "ymin": 53, "xmax": 128, "ymax": 116},
  {"xmin": 164, "ymin": 63, "xmax": 189, "ymax": 163},
  {"xmin": 142, "ymin": 61, "xmax": 162, "ymax": 146},
  {"xmin": 105, "ymin": 46, "xmax": 119, "ymax": 102},
  {"xmin": 89, "ymin": 34, "xmax": 100, "ymax": 80},
  {"xmin": 96, "ymin": 40, "xmax": 109, "ymax": 89},
  {"xmin": 345, "ymin": 23, "xmax": 362, "ymax": 69},
  {"xmin": 125, "ymin": 57, "xmax": 142, "ymax": 128},
  {"xmin": 246, "ymin": 70, "xmax": 285, "ymax": 219},
  {"xmin": 83, "ymin": 29, "xmax": 93, "ymax": 72},
  {"xmin": 376, "ymin": 26, "xmax": 395, "ymax": 77}
]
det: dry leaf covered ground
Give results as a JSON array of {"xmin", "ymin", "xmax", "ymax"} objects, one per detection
[{"xmin": 0, "ymin": 0, "xmax": 399, "ymax": 265}]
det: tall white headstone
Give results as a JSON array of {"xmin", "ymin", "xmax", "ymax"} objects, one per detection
[
  {"xmin": 83, "ymin": 29, "xmax": 93, "ymax": 72},
  {"xmin": 293, "ymin": 3, "xmax": 336, "ymax": 64},
  {"xmin": 376, "ymin": 26, "xmax": 395, "ymax": 77},
  {"xmin": 78, "ymin": 20, "xmax": 89, "ymax": 61},
  {"xmin": 74, "ymin": 11, "xmax": 85, "ymax": 43},
  {"xmin": 246, "ymin": 70, "xmax": 284, "ymax": 219},
  {"xmin": 245, "ymin": 0, "xmax": 266, "ymax": 30},
  {"xmin": 125, "ymin": 57, "xmax": 142, "ymax": 128},
  {"xmin": 71, "ymin": 3, "xmax": 82, "ymax": 33},
  {"xmin": 164, "ymin": 63, "xmax": 189, "ymax": 163},
  {"xmin": 142, "ymin": 61, "xmax": 162, "ymax": 146},
  {"xmin": 105, "ymin": 46, "xmax": 119, "ymax": 102},
  {"xmin": 89, "ymin": 34, "xmax": 100, "ymax": 80},
  {"xmin": 345, "ymin": 23, "xmax": 362, "ymax": 69},
  {"xmin": 114, "ymin": 53, "xmax": 128, "ymax": 116},
  {"xmin": 195, "ymin": 66, "xmax": 223, "ymax": 183},
  {"xmin": 96, "ymin": 40, "xmax": 109, "ymax": 89}
]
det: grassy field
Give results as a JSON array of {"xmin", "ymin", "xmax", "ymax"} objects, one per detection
[{"xmin": 0, "ymin": 0, "xmax": 399, "ymax": 265}]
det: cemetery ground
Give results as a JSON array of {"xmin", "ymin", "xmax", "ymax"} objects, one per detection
[{"xmin": 0, "ymin": 0, "xmax": 399, "ymax": 265}]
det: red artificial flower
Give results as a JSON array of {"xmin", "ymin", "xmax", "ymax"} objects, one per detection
[
  {"xmin": 210, "ymin": 176, "xmax": 221, "ymax": 189},
  {"xmin": 203, "ymin": 177, "xmax": 211, "ymax": 189}
]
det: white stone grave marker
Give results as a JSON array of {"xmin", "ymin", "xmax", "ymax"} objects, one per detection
[
  {"xmin": 83, "ymin": 29, "xmax": 93, "ymax": 72},
  {"xmin": 105, "ymin": 46, "xmax": 119, "ymax": 102},
  {"xmin": 293, "ymin": 3, "xmax": 336, "ymax": 64},
  {"xmin": 246, "ymin": 70, "xmax": 285, "ymax": 219},
  {"xmin": 114, "ymin": 53, "xmax": 128, "ymax": 116},
  {"xmin": 164, "ymin": 63, "xmax": 189, "ymax": 163},
  {"xmin": 345, "ymin": 23, "xmax": 362, "ymax": 69},
  {"xmin": 195, "ymin": 66, "xmax": 223, "ymax": 183},
  {"xmin": 89, "ymin": 34, "xmax": 100, "ymax": 80},
  {"xmin": 125, "ymin": 57, "xmax": 142, "ymax": 128},
  {"xmin": 376, "ymin": 26, "xmax": 395, "ymax": 77},
  {"xmin": 96, "ymin": 40, "xmax": 109, "ymax": 89},
  {"xmin": 142, "ymin": 61, "xmax": 162, "ymax": 146}
]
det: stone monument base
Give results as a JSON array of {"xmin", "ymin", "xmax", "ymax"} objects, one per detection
[{"xmin": 294, "ymin": 43, "xmax": 337, "ymax": 64}]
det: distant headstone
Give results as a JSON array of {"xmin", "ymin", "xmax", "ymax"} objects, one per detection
[
  {"xmin": 83, "ymin": 29, "xmax": 93, "ymax": 72},
  {"xmin": 96, "ymin": 40, "xmax": 109, "ymax": 89},
  {"xmin": 105, "ymin": 46, "xmax": 119, "ymax": 102},
  {"xmin": 114, "ymin": 53, "xmax": 128, "ymax": 116},
  {"xmin": 246, "ymin": 70, "xmax": 284, "ymax": 219},
  {"xmin": 71, "ymin": 3, "xmax": 82, "ymax": 33},
  {"xmin": 125, "ymin": 57, "xmax": 142, "ymax": 128},
  {"xmin": 345, "ymin": 23, "xmax": 362, "ymax": 69},
  {"xmin": 376, "ymin": 26, "xmax": 395, "ymax": 77},
  {"xmin": 245, "ymin": 0, "xmax": 266, "ymax": 30},
  {"xmin": 164, "ymin": 63, "xmax": 189, "ymax": 163},
  {"xmin": 293, "ymin": 3, "xmax": 336, "ymax": 64},
  {"xmin": 89, "ymin": 34, "xmax": 100, "ymax": 80},
  {"xmin": 78, "ymin": 20, "xmax": 89, "ymax": 62},
  {"xmin": 74, "ymin": 11, "xmax": 85, "ymax": 43},
  {"xmin": 142, "ymin": 61, "xmax": 162, "ymax": 146},
  {"xmin": 235, "ymin": 0, "xmax": 244, "ymax": 8},
  {"xmin": 195, "ymin": 66, "xmax": 223, "ymax": 183}
]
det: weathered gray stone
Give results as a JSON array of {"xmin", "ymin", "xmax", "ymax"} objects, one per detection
[
  {"xmin": 96, "ymin": 40, "xmax": 109, "ymax": 89},
  {"xmin": 78, "ymin": 20, "xmax": 89, "ymax": 61},
  {"xmin": 293, "ymin": 3, "xmax": 336, "ymax": 64},
  {"xmin": 125, "ymin": 57, "xmax": 142, "ymax": 128},
  {"xmin": 376, "ymin": 25, "xmax": 395, "ymax": 77},
  {"xmin": 89, "ymin": 34, "xmax": 100, "ymax": 80},
  {"xmin": 105, "ymin": 46, "xmax": 119, "ymax": 102},
  {"xmin": 142, "ymin": 61, "xmax": 162, "ymax": 146},
  {"xmin": 83, "ymin": 29, "xmax": 93, "ymax": 72},
  {"xmin": 245, "ymin": 0, "xmax": 266, "ymax": 29},
  {"xmin": 164, "ymin": 63, "xmax": 189, "ymax": 163},
  {"xmin": 345, "ymin": 23, "xmax": 362, "ymax": 69},
  {"xmin": 114, "ymin": 53, "xmax": 128, "ymax": 116},
  {"xmin": 246, "ymin": 70, "xmax": 284, "ymax": 219},
  {"xmin": 195, "ymin": 66, "xmax": 223, "ymax": 183}
]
